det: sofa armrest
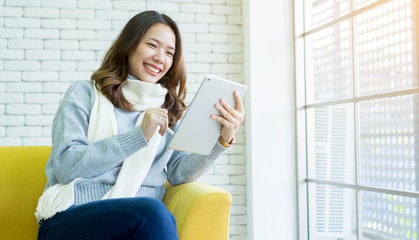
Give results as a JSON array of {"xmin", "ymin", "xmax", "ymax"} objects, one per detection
[{"xmin": 163, "ymin": 182, "xmax": 232, "ymax": 240}]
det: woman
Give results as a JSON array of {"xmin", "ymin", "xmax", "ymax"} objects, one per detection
[{"xmin": 36, "ymin": 11, "xmax": 245, "ymax": 240}]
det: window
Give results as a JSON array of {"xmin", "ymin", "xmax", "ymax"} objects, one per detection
[{"xmin": 295, "ymin": 0, "xmax": 418, "ymax": 239}]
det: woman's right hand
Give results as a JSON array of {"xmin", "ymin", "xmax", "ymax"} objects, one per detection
[{"xmin": 140, "ymin": 108, "xmax": 168, "ymax": 141}]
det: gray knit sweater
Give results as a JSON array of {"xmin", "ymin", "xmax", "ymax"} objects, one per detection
[{"xmin": 43, "ymin": 80, "xmax": 226, "ymax": 206}]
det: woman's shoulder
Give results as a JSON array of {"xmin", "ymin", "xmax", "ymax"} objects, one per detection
[
  {"xmin": 68, "ymin": 80, "xmax": 94, "ymax": 94},
  {"xmin": 60, "ymin": 80, "xmax": 95, "ymax": 111}
]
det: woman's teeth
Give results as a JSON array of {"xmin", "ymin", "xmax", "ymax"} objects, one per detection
[{"xmin": 145, "ymin": 64, "xmax": 160, "ymax": 73}]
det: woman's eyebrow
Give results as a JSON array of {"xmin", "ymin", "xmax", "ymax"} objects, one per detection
[{"xmin": 148, "ymin": 38, "xmax": 175, "ymax": 51}]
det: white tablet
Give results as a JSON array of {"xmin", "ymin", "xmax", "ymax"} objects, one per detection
[{"xmin": 168, "ymin": 75, "xmax": 247, "ymax": 155}]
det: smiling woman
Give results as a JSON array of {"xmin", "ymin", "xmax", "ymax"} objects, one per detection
[{"xmin": 34, "ymin": 10, "xmax": 245, "ymax": 240}]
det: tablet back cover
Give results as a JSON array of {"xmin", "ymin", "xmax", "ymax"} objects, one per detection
[{"xmin": 168, "ymin": 75, "xmax": 247, "ymax": 155}]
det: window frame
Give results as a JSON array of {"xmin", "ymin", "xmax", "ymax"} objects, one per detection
[{"xmin": 295, "ymin": 0, "xmax": 419, "ymax": 239}]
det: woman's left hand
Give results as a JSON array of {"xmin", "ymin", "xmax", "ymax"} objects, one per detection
[{"xmin": 210, "ymin": 90, "xmax": 245, "ymax": 144}]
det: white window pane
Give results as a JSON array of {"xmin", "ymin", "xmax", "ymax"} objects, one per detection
[
  {"xmin": 305, "ymin": 0, "xmax": 351, "ymax": 29},
  {"xmin": 361, "ymin": 191, "xmax": 418, "ymax": 239},
  {"xmin": 356, "ymin": 0, "xmax": 418, "ymax": 96},
  {"xmin": 308, "ymin": 183, "xmax": 357, "ymax": 239},
  {"xmin": 359, "ymin": 94, "xmax": 418, "ymax": 192},
  {"xmin": 306, "ymin": 20, "xmax": 353, "ymax": 104},
  {"xmin": 307, "ymin": 104, "xmax": 355, "ymax": 183},
  {"xmin": 356, "ymin": 0, "xmax": 379, "ymax": 9}
]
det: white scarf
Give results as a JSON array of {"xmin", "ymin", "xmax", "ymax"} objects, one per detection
[{"xmin": 35, "ymin": 78, "xmax": 167, "ymax": 222}]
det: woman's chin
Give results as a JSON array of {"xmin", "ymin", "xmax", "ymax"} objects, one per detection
[{"xmin": 142, "ymin": 78, "xmax": 160, "ymax": 84}]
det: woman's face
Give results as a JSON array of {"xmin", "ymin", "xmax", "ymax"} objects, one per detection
[{"xmin": 128, "ymin": 23, "xmax": 176, "ymax": 84}]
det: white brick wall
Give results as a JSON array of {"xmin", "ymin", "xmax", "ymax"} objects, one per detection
[{"xmin": 0, "ymin": 1, "xmax": 246, "ymax": 239}]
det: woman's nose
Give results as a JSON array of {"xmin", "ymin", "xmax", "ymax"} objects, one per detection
[{"xmin": 153, "ymin": 51, "xmax": 165, "ymax": 64}]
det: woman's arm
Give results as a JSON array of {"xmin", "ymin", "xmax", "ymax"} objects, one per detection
[
  {"xmin": 166, "ymin": 141, "xmax": 226, "ymax": 185},
  {"xmin": 49, "ymin": 81, "xmax": 148, "ymax": 184}
]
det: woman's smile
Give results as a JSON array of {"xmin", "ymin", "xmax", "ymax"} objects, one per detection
[{"xmin": 144, "ymin": 63, "xmax": 162, "ymax": 76}]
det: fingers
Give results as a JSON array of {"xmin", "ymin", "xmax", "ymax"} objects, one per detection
[
  {"xmin": 157, "ymin": 114, "xmax": 168, "ymax": 136},
  {"xmin": 219, "ymin": 99, "xmax": 236, "ymax": 117},
  {"xmin": 210, "ymin": 91, "xmax": 246, "ymax": 144},
  {"xmin": 141, "ymin": 108, "xmax": 169, "ymax": 141},
  {"xmin": 151, "ymin": 108, "xmax": 168, "ymax": 136},
  {"xmin": 217, "ymin": 92, "xmax": 245, "ymax": 123},
  {"xmin": 211, "ymin": 102, "xmax": 241, "ymax": 132},
  {"xmin": 234, "ymin": 90, "xmax": 245, "ymax": 113},
  {"xmin": 214, "ymin": 102, "xmax": 236, "ymax": 123},
  {"xmin": 210, "ymin": 113, "xmax": 233, "ymax": 127}
]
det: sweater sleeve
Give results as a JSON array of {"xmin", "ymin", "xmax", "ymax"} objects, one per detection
[
  {"xmin": 49, "ymin": 81, "xmax": 148, "ymax": 184},
  {"xmin": 166, "ymin": 140, "xmax": 227, "ymax": 185}
]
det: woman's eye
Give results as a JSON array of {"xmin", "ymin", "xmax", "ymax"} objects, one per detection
[
  {"xmin": 147, "ymin": 43, "xmax": 156, "ymax": 48},
  {"xmin": 166, "ymin": 52, "xmax": 174, "ymax": 57}
]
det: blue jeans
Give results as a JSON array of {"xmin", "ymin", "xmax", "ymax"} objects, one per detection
[{"xmin": 37, "ymin": 197, "xmax": 179, "ymax": 240}]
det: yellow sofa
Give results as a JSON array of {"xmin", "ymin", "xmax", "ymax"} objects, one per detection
[{"xmin": 0, "ymin": 146, "xmax": 232, "ymax": 240}]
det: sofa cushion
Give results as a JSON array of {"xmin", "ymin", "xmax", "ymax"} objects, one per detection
[{"xmin": 0, "ymin": 146, "xmax": 51, "ymax": 240}]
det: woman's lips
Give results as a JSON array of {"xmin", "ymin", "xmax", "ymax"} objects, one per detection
[{"xmin": 144, "ymin": 63, "xmax": 162, "ymax": 76}]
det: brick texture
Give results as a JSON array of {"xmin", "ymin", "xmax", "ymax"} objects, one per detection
[{"xmin": 0, "ymin": 1, "xmax": 246, "ymax": 238}]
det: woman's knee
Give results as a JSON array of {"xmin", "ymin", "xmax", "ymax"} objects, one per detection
[
  {"xmin": 124, "ymin": 198, "xmax": 178, "ymax": 240},
  {"xmin": 131, "ymin": 198, "xmax": 176, "ymax": 225}
]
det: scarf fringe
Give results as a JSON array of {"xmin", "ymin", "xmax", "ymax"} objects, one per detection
[{"xmin": 35, "ymin": 179, "xmax": 79, "ymax": 223}]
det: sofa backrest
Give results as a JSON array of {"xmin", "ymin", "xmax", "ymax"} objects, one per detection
[{"xmin": 0, "ymin": 146, "xmax": 51, "ymax": 240}]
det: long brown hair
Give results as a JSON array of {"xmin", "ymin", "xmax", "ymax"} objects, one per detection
[{"xmin": 91, "ymin": 11, "xmax": 187, "ymax": 126}]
